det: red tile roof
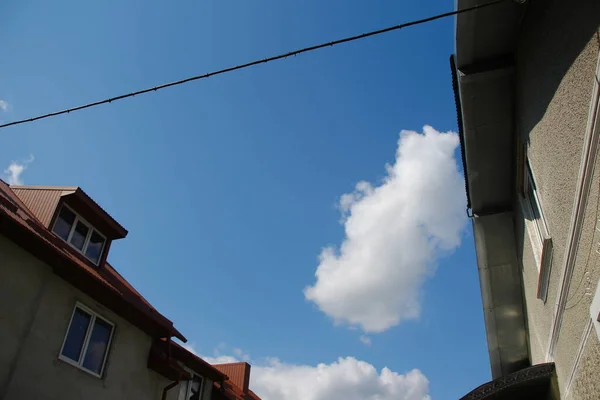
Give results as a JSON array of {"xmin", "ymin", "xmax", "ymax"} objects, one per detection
[{"xmin": 0, "ymin": 179, "xmax": 185, "ymax": 342}]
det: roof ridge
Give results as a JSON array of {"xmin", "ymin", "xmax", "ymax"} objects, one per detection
[
  {"xmin": 3, "ymin": 183, "xmax": 46, "ymax": 224},
  {"xmin": 9, "ymin": 185, "xmax": 79, "ymax": 191},
  {"xmin": 213, "ymin": 362, "xmax": 249, "ymax": 366}
]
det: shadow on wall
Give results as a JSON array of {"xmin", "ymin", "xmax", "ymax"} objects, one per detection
[
  {"xmin": 512, "ymin": 0, "xmax": 600, "ymax": 288},
  {"xmin": 512, "ymin": 0, "xmax": 600, "ymax": 280},
  {"xmin": 515, "ymin": 0, "xmax": 600, "ymax": 146}
]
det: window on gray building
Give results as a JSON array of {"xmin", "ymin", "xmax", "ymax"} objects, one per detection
[{"xmin": 59, "ymin": 303, "xmax": 114, "ymax": 377}]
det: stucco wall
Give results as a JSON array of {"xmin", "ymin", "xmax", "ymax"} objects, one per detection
[
  {"xmin": 568, "ymin": 330, "xmax": 600, "ymax": 400},
  {"xmin": 0, "ymin": 232, "xmax": 52, "ymax": 398},
  {"xmin": 514, "ymin": 0, "xmax": 600, "ymax": 396},
  {"xmin": 557, "ymin": 153, "xmax": 600, "ymax": 398},
  {"xmin": 0, "ymin": 234, "xmax": 171, "ymax": 400}
]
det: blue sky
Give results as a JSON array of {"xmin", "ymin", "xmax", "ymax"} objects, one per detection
[{"xmin": 1, "ymin": 0, "xmax": 489, "ymax": 398}]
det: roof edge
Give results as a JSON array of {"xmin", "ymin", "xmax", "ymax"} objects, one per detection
[
  {"xmin": 9, "ymin": 185, "xmax": 79, "ymax": 191},
  {"xmin": 65, "ymin": 188, "xmax": 128, "ymax": 238},
  {"xmin": 169, "ymin": 341, "xmax": 228, "ymax": 382},
  {"xmin": 450, "ymin": 54, "xmax": 472, "ymax": 213},
  {"xmin": 0, "ymin": 204, "xmax": 182, "ymax": 342}
]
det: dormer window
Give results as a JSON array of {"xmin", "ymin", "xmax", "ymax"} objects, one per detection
[{"xmin": 53, "ymin": 205, "xmax": 106, "ymax": 265}]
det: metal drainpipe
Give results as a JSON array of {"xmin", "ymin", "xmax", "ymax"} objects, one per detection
[
  {"xmin": 162, "ymin": 379, "xmax": 180, "ymax": 400},
  {"xmin": 161, "ymin": 337, "xmax": 180, "ymax": 400}
]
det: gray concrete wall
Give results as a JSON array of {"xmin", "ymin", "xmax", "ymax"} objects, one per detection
[
  {"xmin": 0, "ymin": 232, "xmax": 52, "ymax": 398},
  {"xmin": 165, "ymin": 380, "xmax": 184, "ymax": 400},
  {"xmin": 0, "ymin": 234, "xmax": 172, "ymax": 400},
  {"xmin": 514, "ymin": 0, "xmax": 600, "ymax": 396}
]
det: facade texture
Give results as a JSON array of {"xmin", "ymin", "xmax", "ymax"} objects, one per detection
[
  {"xmin": 515, "ymin": 2, "xmax": 600, "ymax": 398},
  {"xmin": 455, "ymin": 0, "xmax": 600, "ymax": 398}
]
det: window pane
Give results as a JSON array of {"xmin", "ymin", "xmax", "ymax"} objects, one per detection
[
  {"xmin": 527, "ymin": 183, "xmax": 546, "ymax": 241},
  {"xmin": 53, "ymin": 207, "xmax": 76, "ymax": 241},
  {"xmin": 528, "ymin": 191, "xmax": 541, "ymax": 221},
  {"xmin": 61, "ymin": 308, "xmax": 91, "ymax": 362},
  {"xmin": 70, "ymin": 220, "xmax": 89, "ymax": 250},
  {"xmin": 85, "ymin": 231, "xmax": 105, "ymax": 264},
  {"xmin": 189, "ymin": 376, "xmax": 202, "ymax": 400},
  {"xmin": 178, "ymin": 381, "xmax": 190, "ymax": 400},
  {"xmin": 82, "ymin": 318, "xmax": 113, "ymax": 374}
]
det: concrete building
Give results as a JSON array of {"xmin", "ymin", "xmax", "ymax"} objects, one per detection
[
  {"xmin": 0, "ymin": 180, "xmax": 262, "ymax": 400},
  {"xmin": 454, "ymin": 0, "xmax": 600, "ymax": 399}
]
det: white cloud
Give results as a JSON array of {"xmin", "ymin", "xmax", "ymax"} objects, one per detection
[
  {"xmin": 359, "ymin": 335, "xmax": 372, "ymax": 347},
  {"xmin": 199, "ymin": 349, "xmax": 430, "ymax": 400},
  {"xmin": 0, "ymin": 100, "xmax": 7, "ymax": 112},
  {"xmin": 233, "ymin": 347, "xmax": 251, "ymax": 361},
  {"xmin": 3, "ymin": 155, "xmax": 35, "ymax": 185},
  {"xmin": 304, "ymin": 126, "xmax": 466, "ymax": 333},
  {"xmin": 181, "ymin": 342, "xmax": 198, "ymax": 355},
  {"xmin": 206, "ymin": 354, "xmax": 239, "ymax": 364},
  {"xmin": 251, "ymin": 357, "xmax": 430, "ymax": 400}
]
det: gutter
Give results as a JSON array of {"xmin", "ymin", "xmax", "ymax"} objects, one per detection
[{"xmin": 450, "ymin": 54, "xmax": 472, "ymax": 215}]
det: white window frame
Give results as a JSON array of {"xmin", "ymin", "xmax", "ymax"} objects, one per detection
[
  {"xmin": 52, "ymin": 204, "xmax": 107, "ymax": 265},
  {"xmin": 58, "ymin": 302, "xmax": 115, "ymax": 378},
  {"xmin": 520, "ymin": 160, "xmax": 553, "ymax": 302},
  {"xmin": 178, "ymin": 373, "xmax": 205, "ymax": 400}
]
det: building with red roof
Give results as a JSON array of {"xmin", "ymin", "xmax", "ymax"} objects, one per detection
[{"xmin": 0, "ymin": 180, "xmax": 259, "ymax": 400}]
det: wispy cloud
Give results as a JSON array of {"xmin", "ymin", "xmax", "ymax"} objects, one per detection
[
  {"xmin": 3, "ymin": 155, "xmax": 35, "ymax": 185},
  {"xmin": 178, "ymin": 342, "xmax": 247, "ymax": 364},
  {"xmin": 359, "ymin": 335, "xmax": 372, "ymax": 347},
  {"xmin": 304, "ymin": 126, "xmax": 466, "ymax": 333},
  {"xmin": 233, "ymin": 347, "xmax": 251, "ymax": 362},
  {"xmin": 0, "ymin": 100, "xmax": 8, "ymax": 112},
  {"xmin": 181, "ymin": 342, "xmax": 198, "ymax": 355}
]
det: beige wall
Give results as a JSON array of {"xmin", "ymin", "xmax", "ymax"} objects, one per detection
[
  {"xmin": 0, "ymin": 234, "xmax": 172, "ymax": 400},
  {"xmin": 514, "ymin": 0, "xmax": 600, "ymax": 398}
]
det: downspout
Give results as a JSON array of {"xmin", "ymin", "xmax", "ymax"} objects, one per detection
[
  {"xmin": 162, "ymin": 379, "xmax": 180, "ymax": 400},
  {"xmin": 214, "ymin": 379, "xmax": 227, "ymax": 399},
  {"xmin": 161, "ymin": 337, "xmax": 180, "ymax": 400}
]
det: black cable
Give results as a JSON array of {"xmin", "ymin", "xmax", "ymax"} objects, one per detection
[{"xmin": 0, "ymin": 0, "xmax": 508, "ymax": 129}]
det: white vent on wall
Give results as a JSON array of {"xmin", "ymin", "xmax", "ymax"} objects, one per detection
[{"xmin": 590, "ymin": 279, "xmax": 600, "ymax": 341}]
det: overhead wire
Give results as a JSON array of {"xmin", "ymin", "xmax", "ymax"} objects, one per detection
[{"xmin": 0, "ymin": 0, "xmax": 508, "ymax": 129}]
